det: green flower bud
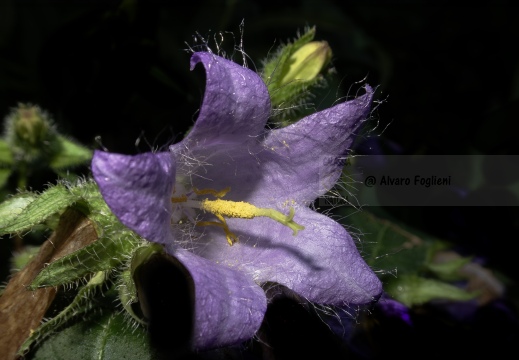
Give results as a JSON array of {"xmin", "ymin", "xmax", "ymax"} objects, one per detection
[
  {"xmin": 261, "ymin": 28, "xmax": 335, "ymax": 125},
  {"xmin": 10, "ymin": 245, "xmax": 40, "ymax": 272},
  {"xmin": 13, "ymin": 105, "xmax": 51, "ymax": 146},
  {"xmin": 1, "ymin": 104, "xmax": 92, "ymax": 187},
  {"xmin": 278, "ymin": 41, "xmax": 332, "ymax": 86},
  {"xmin": 4, "ymin": 103, "xmax": 57, "ymax": 164}
]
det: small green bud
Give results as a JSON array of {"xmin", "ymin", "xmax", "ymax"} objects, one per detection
[
  {"xmin": 1, "ymin": 104, "xmax": 93, "ymax": 188},
  {"xmin": 278, "ymin": 41, "xmax": 332, "ymax": 86},
  {"xmin": 4, "ymin": 103, "xmax": 57, "ymax": 164},
  {"xmin": 10, "ymin": 245, "xmax": 40, "ymax": 272},
  {"xmin": 13, "ymin": 105, "xmax": 51, "ymax": 146},
  {"xmin": 261, "ymin": 27, "xmax": 335, "ymax": 125}
]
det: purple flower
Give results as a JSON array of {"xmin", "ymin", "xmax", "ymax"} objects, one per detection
[{"xmin": 92, "ymin": 52, "xmax": 382, "ymax": 350}]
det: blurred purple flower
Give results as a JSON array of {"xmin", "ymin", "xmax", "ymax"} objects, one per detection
[
  {"xmin": 92, "ymin": 52, "xmax": 381, "ymax": 349},
  {"xmin": 376, "ymin": 294, "xmax": 412, "ymax": 326}
]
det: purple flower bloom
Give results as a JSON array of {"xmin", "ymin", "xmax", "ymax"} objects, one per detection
[{"xmin": 92, "ymin": 52, "xmax": 382, "ymax": 350}]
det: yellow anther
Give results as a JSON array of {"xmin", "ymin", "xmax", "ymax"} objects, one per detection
[
  {"xmin": 196, "ymin": 214, "xmax": 238, "ymax": 245},
  {"xmin": 171, "ymin": 194, "xmax": 188, "ymax": 203},
  {"xmin": 215, "ymin": 213, "xmax": 239, "ymax": 245},
  {"xmin": 193, "ymin": 187, "xmax": 231, "ymax": 198},
  {"xmin": 201, "ymin": 199, "xmax": 256, "ymax": 219},
  {"xmin": 171, "ymin": 185, "xmax": 304, "ymax": 246}
]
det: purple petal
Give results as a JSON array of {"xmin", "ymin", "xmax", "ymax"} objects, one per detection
[
  {"xmin": 177, "ymin": 86, "xmax": 373, "ymax": 207},
  {"xmin": 377, "ymin": 295, "xmax": 412, "ymax": 325},
  {"xmin": 185, "ymin": 52, "xmax": 271, "ymax": 144},
  {"xmin": 194, "ymin": 207, "xmax": 382, "ymax": 305},
  {"xmin": 260, "ymin": 86, "xmax": 373, "ymax": 204},
  {"xmin": 171, "ymin": 248, "xmax": 267, "ymax": 349},
  {"xmin": 91, "ymin": 150, "xmax": 175, "ymax": 245}
]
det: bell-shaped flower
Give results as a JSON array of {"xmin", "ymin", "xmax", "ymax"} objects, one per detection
[{"xmin": 92, "ymin": 52, "xmax": 382, "ymax": 350}]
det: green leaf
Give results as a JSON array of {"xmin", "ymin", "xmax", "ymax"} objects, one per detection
[
  {"xmin": 0, "ymin": 184, "xmax": 80, "ymax": 235},
  {"xmin": 426, "ymin": 254, "xmax": 473, "ymax": 281},
  {"xmin": 29, "ymin": 227, "xmax": 140, "ymax": 289},
  {"xmin": 31, "ymin": 310, "xmax": 155, "ymax": 360},
  {"xmin": 0, "ymin": 192, "xmax": 37, "ymax": 230},
  {"xmin": 0, "ymin": 138, "xmax": 13, "ymax": 164},
  {"xmin": 19, "ymin": 271, "xmax": 109, "ymax": 356},
  {"xmin": 0, "ymin": 167, "xmax": 12, "ymax": 188},
  {"xmin": 386, "ymin": 274, "xmax": 478, "ymax": 307},
  {"xmin": 50, "ymin": 135, "xmax": 93, "ymax": 170},
  {"xmin": 344, "ymin": 209, "xmax": 432, "ymax": 276}
]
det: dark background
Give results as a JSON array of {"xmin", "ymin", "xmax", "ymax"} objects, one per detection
[
  {"xmin": 1, "ymin": 1, "xmax": 519, "ymax": 359},
  {"xmin": 3, "ymin": 1, "xmax": 518, "ymax": 157}
]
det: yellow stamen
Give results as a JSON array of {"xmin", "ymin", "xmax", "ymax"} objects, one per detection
[
  {"xmin": 171, "ymin": 194, "xmax": 188, "ymax": 203},
  {"xmin": 193, "ymin": 187, "xmax": 230, "ymax": 198},
  {"xmin": 171, "ymin": 187, "xmax": 305, "ymax": 246},
  {"xmin": 196, "ymin": 214, "xmax": 238, "ymax": 245},
  {"xmin": 201, "ymin": 199, "xmax": 305, "ymax": 236}
]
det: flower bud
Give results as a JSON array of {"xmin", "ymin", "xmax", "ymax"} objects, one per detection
[
  {"xmin": 4, "ymin": 103, "xmax": 57, "ymax": 164},
  {"xmin": 11, "ymin": 104, "xmax": 51, "ymax": 146},
  {"xmin": 279, "ymin": 41, "xmax": 332, "ymax": 86}
]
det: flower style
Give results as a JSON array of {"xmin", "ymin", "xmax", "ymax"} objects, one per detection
[{"xmin": 91, "ymin": 52, "xmax": 382, "ymax": 350}]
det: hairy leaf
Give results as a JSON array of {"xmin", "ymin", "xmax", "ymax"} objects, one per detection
[
  {"xmin": 50, "ymin": 135, "xmax": 93, "ymax": 170},
  {"xmin": 30, "ymin": 227, "xmax": 140, "ymax": 289},
  {"xmin": 32, "ymin": 311, "xmax": 155, "ymax": 360},
  {"xmin": 0, "ymin": 185, "xmax": 80, "ymax": 235},
  {"xmin": 19, "ymin": 271, "xmax": 109, "ymax": 356},
  {"xmin": 0, "ymin": 192, "xmax": 36, "ymax": 230}
]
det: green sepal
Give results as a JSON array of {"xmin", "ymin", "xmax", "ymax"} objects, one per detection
[
  {"xmin": 68, "ymin": 180, "xmax": 114, "ymax": 226},
  {"xmin": 118, "ymin": 268, "xmax": 144, "ymax": 325},
  {"xmin": 0, "ymin": 184, "xmax": 80, "ymax": 235},
  {"xmin": 30, "ymin": 307, "xmax": 155, "ymax": 360},
  {"xmin": 118, "ymin": 243, "xmax": 165, "ymax": 325},
  {"xmin": 0, "ymin": 192, "xmax": 38, "ymax": 231},
  {"xmin": 270, "ymin": 76, "xmax": 321, "ymax": 112},
  {"xmin": 50, "ymin": 135, "xmax": 93, "ymax": 170},
  {"xmin": 386, "ymin": 274, "xmax": 478, "ymax": 307},
  {"xmin": 26, "ymin": 179, "xmax": 140, "ymax": 289},
  {"xmin": 0, "ymin": 139, "xmax": 13, "ymax": 165},
  {"xmin": 29, "ymin": 227, "xmax": 140, "ymax": 289},
  {"xmin": 131, "ymin": 243, "xmax": 165, "ymax": 271},
  {"xmin": 18, "ymin": 271, "xmax": 109, "ymax": 356}
]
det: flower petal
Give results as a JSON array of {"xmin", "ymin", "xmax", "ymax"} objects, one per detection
[
  {"xmin": 194, "ymin": 207, "xmax": 382, "ymax": 305},
  {"xmin": 91, "ymin": 150, "xmax": 175, "ymax": 245},
  {"xmin": 176, "ymin": 86, "xmax": 373, "ymax": 208},
  {"xmin": 260, "ymin": 85, "xmax": 374, "ymax": 204},
  {"xmin": 170, "ymin": 248, "xmax": 267, "ymax": 350},
  {"xmin": 185, "ymin": 52, "xmax": 271, "ymax": 143}
]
